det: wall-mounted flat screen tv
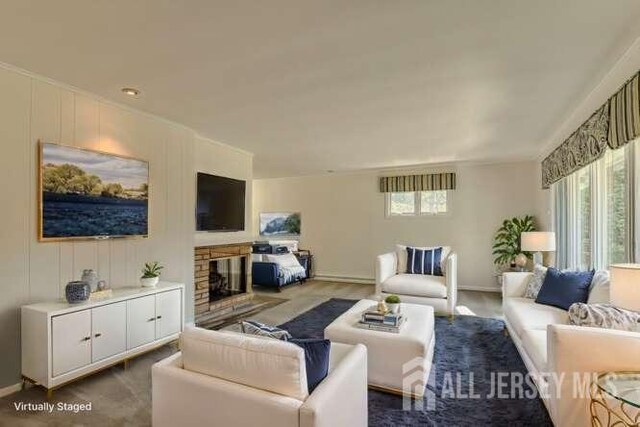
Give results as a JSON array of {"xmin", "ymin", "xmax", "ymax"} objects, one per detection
[
  {"xmin": 39, "ymin": 142, "xmax": 149, "ymax": 241},
  {"xmin": 196, "ymin": 172, "xmax": 246, "ymax": 232}
]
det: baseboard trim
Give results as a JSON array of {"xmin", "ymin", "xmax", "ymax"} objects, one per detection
[
  {"xmin": 313, "ymin": 275, "xmax": 375, "ymax": 285},
  {"xmin": 0, "ymin": 382, "xmax": 22, "ymax": 398},
  {"xmin": 458, "ymin": 285, "xmax": 501, "ymax": 293}
]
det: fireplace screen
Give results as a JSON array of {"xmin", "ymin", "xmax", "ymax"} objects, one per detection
[{"xmin": 209, "ymin": 257, "xmax": 247, "ymax": 302}]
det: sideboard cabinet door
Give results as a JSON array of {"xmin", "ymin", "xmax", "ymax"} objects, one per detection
[
  {"xmin": 52, "ymin": 310, "xmax": 92, "ymax": 377},
  {"xmin": 156, "ymin": 289, "xmax": 181, "ymax": 339},
  {"xmin": 92, "ymin": 301, "xmax": 127, "ymax": 362},
  {"xmin": 127, "ymin": 295, "xmax": 157, "ymax": 349}
]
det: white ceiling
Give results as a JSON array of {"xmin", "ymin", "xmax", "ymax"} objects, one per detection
[{"xmin": 1, "ymin": 1, "xmax": 639, "ymax": 178}]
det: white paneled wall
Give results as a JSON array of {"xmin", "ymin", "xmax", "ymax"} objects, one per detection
[{"xmin": 0, "ymin": 65, "xmax": 252, "ymax": 389}]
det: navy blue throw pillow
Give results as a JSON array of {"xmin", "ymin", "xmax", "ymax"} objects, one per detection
[
  {"xmin": 406, "ymin": 247, "xmax": 443, "ymax": 276},
  {"xmin": 535, "ymin": 267, "xmax": 595, "ymax": 311},
  {"xmin": 290, "ymin": 339, "xmax": 330, "ymax": 393}
]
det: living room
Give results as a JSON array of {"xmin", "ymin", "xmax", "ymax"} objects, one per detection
[{"xmin": 1, "ymin": 1, "xmax": 640, "ymax": 426}]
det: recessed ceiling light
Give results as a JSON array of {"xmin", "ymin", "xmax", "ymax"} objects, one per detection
[
  {"xmin": 121, "ymin": 87, "xmax": 140, "ymax": 97},
  {"xmin": 327, "ymin": 170, "xmax": 335, "ymax": 173}
]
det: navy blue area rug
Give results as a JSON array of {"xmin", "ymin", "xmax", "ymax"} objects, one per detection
[{"xmin": 279, "ymin": 298, "xmax": 553, "ymax": 427}]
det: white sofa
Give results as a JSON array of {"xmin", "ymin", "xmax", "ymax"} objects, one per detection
[
  {"xmin": 502, "ymin": 272, "xmax": 640, "ymax": 427},
  {"xmin": 375, "ymin": 245, "xmax": 457, "ymax": 316},
  {"xmin": 152, "ymin": 327, "xmax": 368, "ymax": 427}
]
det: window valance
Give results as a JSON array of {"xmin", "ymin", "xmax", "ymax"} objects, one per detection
[
  {"xmin": 379, "ymin": 173, "xmax": 456, "ymax": 193},
  {"xmin": 609, "ymin": 71, "xmax": 640, "ymax": 150},
  {"xmin": 541, "ymin": 104, "xmax": 609, "ymax": 189},
  {"xmin": 542, "ymin": 70, "xmax": 640, "ymax": 189}
]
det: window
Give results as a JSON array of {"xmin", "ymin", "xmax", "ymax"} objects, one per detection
[
  {"xmin": 388, "ymin": 192, "xmax": 416, "ymax": 216},
  {"xmin": 605, "ymin": 147, "xmax": 630, "ymax": 264},
  {"xmin": 553, "ymin": 142, "xmax": 634, "ymax": 270},
  {"xmin": 420, "ymin": 190, "xmax": 448, "ymax": 214},
  {"xmin": 387, "ymin": 190, "xmax": 449, "ymax": 216}
]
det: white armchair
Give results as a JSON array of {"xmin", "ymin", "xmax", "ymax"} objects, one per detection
[
  {"xmin": 375, "ymin": 245, "xmax": 458, "ymax": 316},
  {"xmin": 152, "ymin": 327, "xmax": 368, "ymax": 427}
]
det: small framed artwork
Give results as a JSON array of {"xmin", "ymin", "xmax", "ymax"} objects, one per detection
[{"xmin": 259, "ymin": 212, "xmax": 301, "ymax": 236}]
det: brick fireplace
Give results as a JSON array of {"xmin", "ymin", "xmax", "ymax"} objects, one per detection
[{"xmin": 194, "ymin": 242, "xmax": 253, "ymax": 318}]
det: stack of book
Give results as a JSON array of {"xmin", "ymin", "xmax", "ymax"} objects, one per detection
[{"xmin": 356, "ymin": 309, "xmax": 405, "ymax": 333}]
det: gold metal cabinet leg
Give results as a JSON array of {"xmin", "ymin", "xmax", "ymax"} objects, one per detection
[
  {"xmin": 46, "ymin": 389, "xmax": 53, "ymax": 400},
  {"xmin": 503, "ymin": 327, "xmax": 509, "ymax": 337},
  {"xmin": 123, "ymin": 358, "xmax": 129, "ymax": 370},
  {"xmin": 449, "ymin": 314, "xmax": 454, "ymax": 323}
]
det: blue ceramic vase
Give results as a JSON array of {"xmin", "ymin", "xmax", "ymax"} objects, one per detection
[{"xmin": 65, "ymin": 281, "xmax": 91, "ymax": 304}]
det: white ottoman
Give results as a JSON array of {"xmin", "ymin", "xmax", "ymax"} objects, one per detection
[{"xmin": 324, "ymin": 299, "xmax": 435, "ymax": 397}]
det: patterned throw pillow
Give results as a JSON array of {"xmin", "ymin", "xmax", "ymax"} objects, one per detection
[
  {"xmin": 240, "ymin": 320, "xmax": 292, "ymax": 341},
  {"xmin": 568, "ymin": 303, "xmax": 640, "ymax": 332},
  {"xmin": 524, "ymin": 264, "xmax": 547, "ymax": 299},
  {"xmin": 406, "ymin": 246, "xmax": 443, "ymax": 276}
]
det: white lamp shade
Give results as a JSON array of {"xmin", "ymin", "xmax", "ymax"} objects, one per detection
[
  {"xmin": 610, "ymin": 264, "xmax": 640, "ymax": 311},
  {"xmin": 521, "ymin": 232, "xmax": 556, "ymax": 252}
]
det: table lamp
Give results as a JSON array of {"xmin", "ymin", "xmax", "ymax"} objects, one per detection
[
  {"xmin": 521, "ymin": 231, "xmax": 556, "ymax": 266},
  {"xmin": 610, "ymin": 264, "xmax": 640, "ymax": 311}
]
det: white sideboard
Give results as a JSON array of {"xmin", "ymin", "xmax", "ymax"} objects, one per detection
[{"xmin": 21, "ymin": 282, "xmax": 184, "ymax": 391}]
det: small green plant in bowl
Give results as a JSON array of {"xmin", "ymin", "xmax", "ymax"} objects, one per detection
[
  {"xmin": 385, "ymin": 294, "xmax": 401, "ymax": 314},
  {"xmin": 385, "ymin": 295, "xmax": 401, "ymax": 304},
  {"xmin": 141, "ymin": 261, "xmax": 163, "ymax": 287}
]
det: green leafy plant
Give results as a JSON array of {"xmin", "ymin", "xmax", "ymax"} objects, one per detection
[
  {"xmin": 141, "ymin": 261, "xmax": 163, "ymax": 278},
  {"xmin": 492, "ymin": 215, "xmax": 536, "ymax": 267},
  {"xmin": 385, "ymin": 294, "xmax": 401, "ymax": 304}
]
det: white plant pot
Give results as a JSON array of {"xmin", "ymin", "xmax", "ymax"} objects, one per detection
[
  {"xmin": 387, "ymin": 303, "xmax": 401, "ymax": 314},
  {"xmin": 141, "ymin": 276, "xmax": 159, "ymax": 288}
]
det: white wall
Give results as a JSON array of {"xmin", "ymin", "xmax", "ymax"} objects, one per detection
[
  {"xmin": 253, "ymin": 161, "xmax": 539, "ymax": 290},
  {"xmin": 0, "ymin": 64, "xmax": 252, "ymax": 389}
]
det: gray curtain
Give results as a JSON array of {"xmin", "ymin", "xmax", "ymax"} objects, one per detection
[{"xmin": 553, "ymin": 178, "xmax": 570, "ymax": 269}]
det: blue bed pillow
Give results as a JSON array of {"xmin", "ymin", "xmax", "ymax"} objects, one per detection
[
  {"xmin": 535, "ymin": 267, "xmax": 595, "ymax": 311},
  {"xmin": 289, "ymin": 338, "xmax": 331, "ymax": 393}
]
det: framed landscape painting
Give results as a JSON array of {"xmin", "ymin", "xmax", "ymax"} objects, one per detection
[
  {"xmin": 259, "ymin": 212, "xmax": 301, "ymax": 236},
  {"xmin": 39, "ymin": 142, "xmax": 149, "ymax": 241}
]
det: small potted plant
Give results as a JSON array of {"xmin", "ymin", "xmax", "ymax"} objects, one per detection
[
  {"xmin": 141, "ymin": 261, "xmax": 163, "ymax": 288},
  {"xmin": 385, "ymin": 294, "xmax": 401, "ymax": 314}
]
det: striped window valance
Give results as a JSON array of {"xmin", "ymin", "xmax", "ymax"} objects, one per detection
[
  {"xmin": 609, "ymin": 71, "xmax": 640, "ymax": 150},
  {"xmin": 379, "ymin": 173, "xmax": 456, "ymax": 193}
]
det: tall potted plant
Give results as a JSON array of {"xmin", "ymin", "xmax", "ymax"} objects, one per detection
[{"xmin": 492, "ymin": 215, "xmax": 536, "ymax": 270}]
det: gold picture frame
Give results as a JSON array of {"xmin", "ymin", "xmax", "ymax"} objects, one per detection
[{"xmin": 38, "ymin": 141, "xmax": 150, "ymax": 242}]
